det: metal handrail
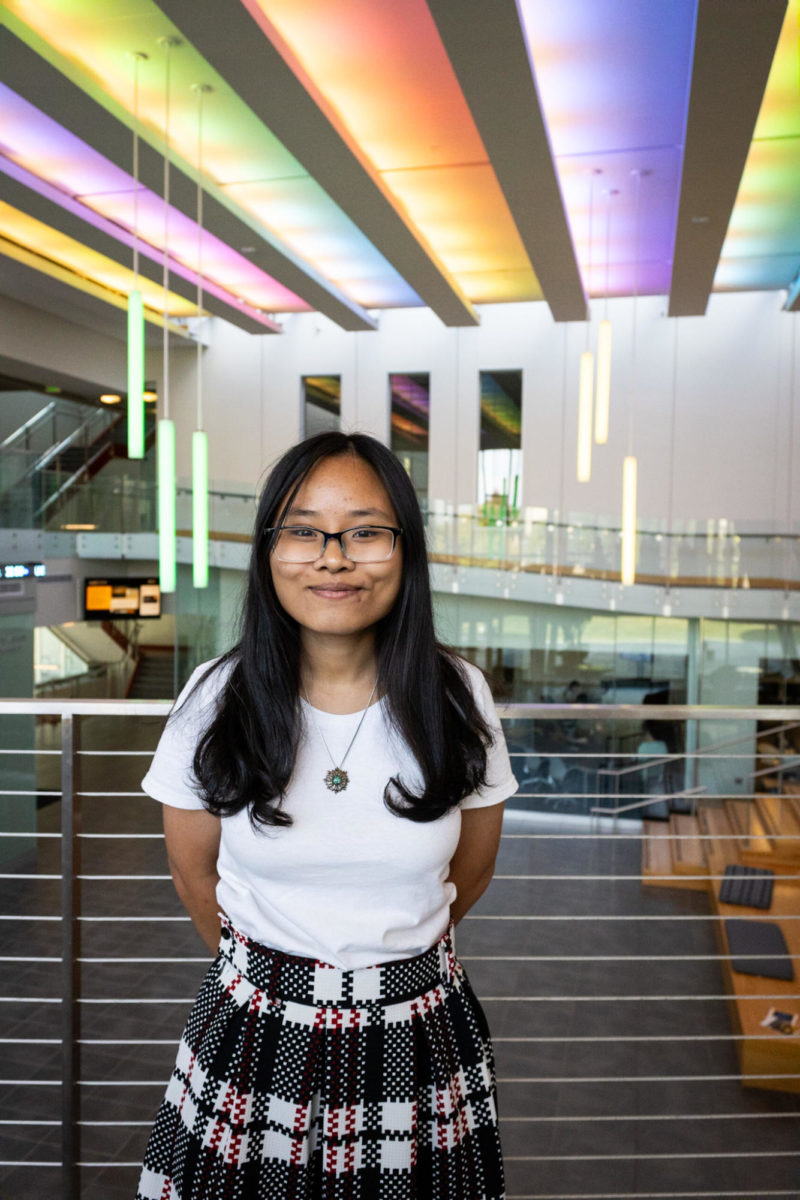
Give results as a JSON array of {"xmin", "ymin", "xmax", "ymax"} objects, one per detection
[
  {"xmin": 1, "ymin": 699, "xmax": 799, "ymax": 720},
  {"xmin": 30, "ymin": 408, "xmax": 115, "ymax": 474},
  {"xmin": 2, "ymin": 698, "xmax": 800, "ymax": 1196},
  {"xmin": 0, "ymin": 400, "xmax": 57, "ymax": 451},
  {"xmin": 590, "ymin": 784, "xmax": 708, "ymax": 818},
  {"xmin": 596, "ymin": 719, "xmax": 800, "ymax": 782}
]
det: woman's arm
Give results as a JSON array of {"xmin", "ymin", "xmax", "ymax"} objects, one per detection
[
  {"xmin": 447, "ymin": 803, "xmax": 505, "ymax": 924},
  {"xmin": 162, "ymin": 805, "xmax": 222, "ymax": 954}
]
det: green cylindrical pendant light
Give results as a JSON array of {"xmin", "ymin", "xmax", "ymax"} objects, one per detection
[
  {"xmin": 191, "ymin": 83, "xmax": 212, "ymax": 590},
  {"xmin": 192, "ymin": 430, "xmax": 209, "ymax": 588},
  {"xmin": 127, "ymin": 289, "xmax": 145, "ymax": 459},
  {"xmin": 158, "ymin": 417, "xmax": 176, "ymax": 593}
]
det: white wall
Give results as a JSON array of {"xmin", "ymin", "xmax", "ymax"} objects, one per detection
[
  {"xmin": 4, "ymin": 288, "xmax": 798, "ymax": 528},
  {"xmin": 0, "ymin": 295, "xmax": 127, "ymax": 393},
  {"xmin": 160, "ymin": 290, "xmax": 799, "ymax": 529}
]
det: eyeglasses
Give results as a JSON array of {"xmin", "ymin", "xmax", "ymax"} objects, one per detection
[{"xmin": 268, "ymin": 524, "xmax": 402, "ymax": 563}]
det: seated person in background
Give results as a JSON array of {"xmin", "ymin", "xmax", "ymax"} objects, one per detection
[{"xmin": 637, "ymin": 719, "xmax": 670, "ymax": 794}]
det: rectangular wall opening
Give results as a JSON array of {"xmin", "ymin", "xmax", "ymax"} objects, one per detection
[
  {"xmin": 302, "ymin": 375, "xmax": 341, "ymax": 437},
  {"xmin": 389, "ymin": 372, "xmax": 430, "ymax": 503},
  {"xmin": 478, "ymin": 369, "xmax": 522, "ymax": 520}
]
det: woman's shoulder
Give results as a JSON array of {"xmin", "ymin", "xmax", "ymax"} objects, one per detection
[
  {"xmin": 442, "ymin": 652, "xmax": 492, "ymax": 703},
  {"xmin": 172, "ymin": 654, "xmax": 237, "ymax": 720}
]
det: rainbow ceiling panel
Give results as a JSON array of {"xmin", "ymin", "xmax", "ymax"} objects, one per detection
[
  {"xmin": 0, "ymin": 200, "xmax": 197, "ymax": 319},
  {"xmin": 1, "ymin": 0, "xmax": 798, "ymax": 320},
  {"xmin": 717, "ymin": 0, "xmax": 800, "ymax": 293},
  {"xmin": 517, "ymin": 0, "xmax": 697, "ymax": 299},
  {"xmin": 0, "ymin": 82, "xmax": 308, "ymax": 315},
  {"xmin": 252, "ymin": 0, "xmax": 540, "ymax": 304},
  {"xmin": 2, "ymin": 0, "xmax": 423, "ymax": 310}
]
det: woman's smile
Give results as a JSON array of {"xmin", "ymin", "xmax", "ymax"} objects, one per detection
[{"xmin": 307, "ymin": 582, "xmax": 363, "ymax": 599}]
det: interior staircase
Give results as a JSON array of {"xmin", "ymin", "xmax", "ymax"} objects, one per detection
[
  {"xmin": 642, "ymin": 795, "xmax": 800, "ymax": 1093},
  {"xmin": 128, "ymin": 650, "xmax": 176, "ymax": 700}
]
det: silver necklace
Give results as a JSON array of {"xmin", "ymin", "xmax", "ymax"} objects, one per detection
[{"xmin": 301, "ymin": 679, "xmax": 379, "ymax": 793}]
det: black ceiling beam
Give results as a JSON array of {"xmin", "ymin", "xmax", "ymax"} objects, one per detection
[
  {"xmin": 668, "ymin": 0, "xmax": 786, "ymax": 317},
  {"xmin": 427, "ymin": 0, "xmax": 587, "ymax": 323}
]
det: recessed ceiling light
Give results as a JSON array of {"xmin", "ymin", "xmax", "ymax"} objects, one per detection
[
  {"xmin": 99, "ymin": 393, "xmax": 121, "ymax": 405},
  {"xmin": 143, "ymin": 389, "xmax": 158, "ymax": 402}
]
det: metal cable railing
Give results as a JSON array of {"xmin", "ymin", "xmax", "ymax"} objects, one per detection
[{"xmin": 1, "ymin": 699, "xmax": 799, "ymax": 1199}]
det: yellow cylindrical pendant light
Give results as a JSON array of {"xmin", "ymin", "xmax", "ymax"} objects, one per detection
[
  {"xmin": 621, "ymin": 454, "xmax": 638, "ymax": 585},
  {"xmin": 577, "ymin": 350, "xmax": 594, "ymax": 482},
  {"xmin": 157, "ymin": 417, "xmax": 176, "ymax": 593},
  {"xmin": 192, "ymin": 430, "xmax": 209, "ymax": 589},
  {"xmin": 127, "ymin": 289, "xmax": 145, "ymax": 458},
  {"xmin": 595, "ymin": 318, "xmax": 612, "ymax": 444}
]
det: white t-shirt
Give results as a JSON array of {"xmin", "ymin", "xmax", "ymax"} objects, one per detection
[{"xmin": 142, "ymin": 657, "xmax": 518, "ymax": 968}]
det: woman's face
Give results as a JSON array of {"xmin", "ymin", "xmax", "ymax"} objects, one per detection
[{"xmin": 269, "ymin": 454, "xmax": 403, "ymax": 640}]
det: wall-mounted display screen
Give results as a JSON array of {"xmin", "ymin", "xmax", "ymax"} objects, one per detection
[
  {"xmin": 1, "ymin": 562, "xmax": 46, "ymax": 579},
  {"xmin": 84, "ymin": 577, "xmax": 161, "ymax": 620}
]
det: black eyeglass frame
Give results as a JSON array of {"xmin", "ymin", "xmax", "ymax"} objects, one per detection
[{"xmin": 266, "ymin": 524, "xmax": 403, "ymax": 563}]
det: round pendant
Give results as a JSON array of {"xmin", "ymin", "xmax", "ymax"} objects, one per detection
[{"xmin": 325, "ymin": 767, "xmax": 349, "ymax": 794}]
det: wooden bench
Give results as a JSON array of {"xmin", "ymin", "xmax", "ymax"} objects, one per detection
[{"xmin": 642, "ymin": 800, "xmax": 800, "ymax": 1092}]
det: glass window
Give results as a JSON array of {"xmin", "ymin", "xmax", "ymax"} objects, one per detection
[
  {"xmin": 478, "ymin": 369, "xmax": 522, "ymax": 521},
  {"xmin": 302, "ymin": 375, "xmax": 341, "ymax": 437},
  {"xmin": 389, "ymin": 372, "xmax": 429, "ymax": 503}
]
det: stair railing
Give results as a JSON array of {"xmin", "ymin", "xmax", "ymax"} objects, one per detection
[
  {"xmin": 5, "ymin": 407, "xmax": 119, "ymax": 496},
  {"xmin": 0, "ymin": 400, "xmax": 58, "ymax": 452},
  {"xmin": 596, "ymin": 718, "xmax": 800, "ymax": 803},
  {"xmin": 590, "ymin": 784, "xmax": 707, "ymax": 820}
]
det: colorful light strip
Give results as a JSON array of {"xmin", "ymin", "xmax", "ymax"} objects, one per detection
[
  {"xmin": 4, "ymin": 0, "xmax": 798, "ymax": 314},
  {"xmin": 3, "ymin": 1, "xmax": 420, "ymax": 310},
  {"xmin": 254, "ymin": 0, "xmax": 540, "ymax": 304},
  {"xmin": 518, "ymin": 0, "xmax": 697, "ymax": 298},
  {"xmin": 717, "ymin": 0, "xmax": 800, "ymax": 293},
  {"xmin": 0, "ymin": 200, "xmax": 196, "ymax": 318},
  {"xmin": 0, "ymin": 82, "xmax": 306, "ymax": 316}
]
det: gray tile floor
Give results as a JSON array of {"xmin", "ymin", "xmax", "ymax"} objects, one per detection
[{"xmin": 1, "ymin": 715, "xmax": 799, "ymax": 1199}]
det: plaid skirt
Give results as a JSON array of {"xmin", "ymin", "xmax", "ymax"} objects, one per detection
[{"xmin": 136, "ymin": 918, "xmax": 504, "ymax": 1199}]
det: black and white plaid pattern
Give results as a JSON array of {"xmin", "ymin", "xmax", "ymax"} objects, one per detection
[{"xmin": 136, "ymin": 918, "xmax": 504, "ymax": 1199}]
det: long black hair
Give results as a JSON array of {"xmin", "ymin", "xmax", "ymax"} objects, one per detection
[{"xmin": 186, "ymin": 431, "xmax": 493, "ymax": 825}]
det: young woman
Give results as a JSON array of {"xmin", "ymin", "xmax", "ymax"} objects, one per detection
[{"xmin": 135, "ymin": 431, "xmax": 517, "ymax": 1200}]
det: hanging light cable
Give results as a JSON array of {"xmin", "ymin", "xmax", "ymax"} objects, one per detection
[
  {"xmin": 157, "ymin": 37, "xmax": 180, "ymax": 595},
  {"xmin": 595, "ymin": 187, "xmax": 617, "ymax": 445},
  {"xmin": 621, "ymin": 169, "xmax": 644, "ymax": 586},
  {"xmin": 127, "ymin": 52, "xmax": 147, "ymax": 460},
  {"xmin": 191, "ymin": 83, "xmax": 212, "ymax": 590},
  {"xmin": 784, "ymin": 313, "xmax": 797, "ymax": 614},
  {"xmin": 577, "ymin": 170, "xmax": 599, "ymax": 482}
]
